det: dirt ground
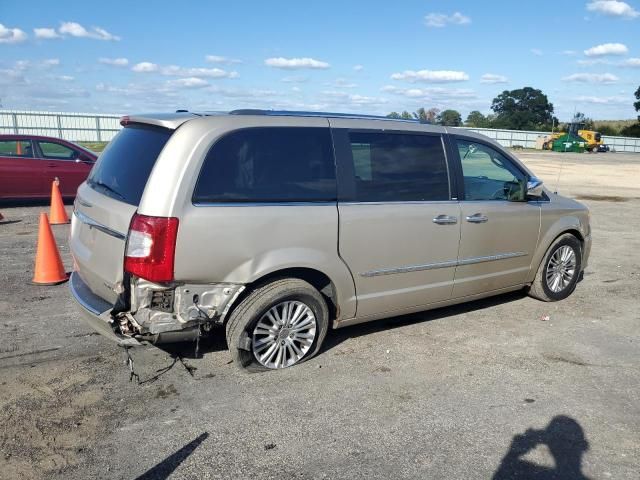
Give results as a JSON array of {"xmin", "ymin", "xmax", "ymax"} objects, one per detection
[{"xmin": 0, "ymin": 150, "xmax": 639, "ymax": 480}]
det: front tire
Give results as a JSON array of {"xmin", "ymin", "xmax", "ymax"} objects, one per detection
[
  {"xmin": 225, "ymin": 278, "xmax": 329, "ymax": 371},
  {"xmin": 528, "ymin": 234, "xmax": 582, "ymax": 302}
]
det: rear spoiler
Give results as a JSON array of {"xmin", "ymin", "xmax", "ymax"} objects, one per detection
[{"xmin": 120, "ymin": 112, "xmax": 198, "ymax": 130}]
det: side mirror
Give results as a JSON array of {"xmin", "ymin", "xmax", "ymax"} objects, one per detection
[
  {"xmin": 527, "ymin": 176, "xmax": 544, "ymax": 197},
  {"xmin": 76, "ymin": 153, "xmax": 94, "ymax": 164}
]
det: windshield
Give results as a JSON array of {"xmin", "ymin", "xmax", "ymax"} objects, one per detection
[{"xmin": 87, "ymin": 124, "xmax": 172, "ymax": 205}]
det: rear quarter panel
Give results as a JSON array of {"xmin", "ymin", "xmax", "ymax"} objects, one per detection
[{"xmin": 138, "ymin": 116, "xmax": 357, "ymax": 320}]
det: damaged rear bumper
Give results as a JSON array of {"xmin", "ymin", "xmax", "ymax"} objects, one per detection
[
  {"xmin": 69, "ymin": 272, "xmax": 141, "ymax": 347},
  {"xmin": 70, "ymin": 271, "xmax": 245, "ymax": 346}
]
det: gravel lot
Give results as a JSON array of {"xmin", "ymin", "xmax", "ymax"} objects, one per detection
[{"xmin": 1, "ymin": 151, "xmax": 639, "ymax": 480}]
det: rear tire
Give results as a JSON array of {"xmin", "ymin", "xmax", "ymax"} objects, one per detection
[
  {"xmin": 225, "ymin": 278, "xmax": 329, "ymax": 372},
  {"xmin": 528, "ymin": 234, "xmax": 582, "ymax": 302}
]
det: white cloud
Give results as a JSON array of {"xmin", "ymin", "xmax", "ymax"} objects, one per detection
[
  {"xmin": 480, "ymin": 73, "xmax": 508, "ymax": 84},
  {"xmin": 0, "ymin": 23, "xmax": 27, "ymax": 44},
  {"xmin": 42, "ymin": 58, "xmax": 60, "ymax": 67},
  {"xmin": 131, "ymin": 62, "xmax": 239, "ymax": 78},
  {"xmin": 586, "ymin": 1, "xmax": 639, "ymax": 18},
  {"xmin": 281, "ymin": 75, "xmax": 308, "ymax": 83},
  {"xmin": 34, "ymin": 27, "xmax": 60, "ymax": 39},
  {"xmin": 99, "ymin": 57, "xmax": 129, "ymax": 67},
  {"xmin": 424, "ymin": 12, "xmax": 471, "ymax": 27},
  {"xmin": 56, "ymin": 75, "xmax": 75, "ymax": 81},
  {"xmin": 390, "ymin": 69, "xmax": 469, "ymax": 83},
  {"xmin": 382, "ymin": 85, "xmax": 478, "ymax": 100},
  {"xmin": 621, "ymin": 57, "xmax": 640, "ymax": 67},
  {"xmin": 562, "ymin": 72, "xmax": 619, "ymax": 83},
  {"xmin": 531, "ymin": 48, "xmax": 544, "ymax": 56},
  {"xmin": 584, "ymin": 42, "xmax": 628, "ymax": 56},
  {"xmin": 58, "ymin": 22, "xmax": 120, "ymax": 41},
  {"xmin": 131, "ymin": 62, "xmax": 159, "ymax": 73},
  {"xmin": 572, "ymin": 95, "xmax": 628, "ymax": 104},
  {"xmin": 166, "ymin": 77, "xmax": 209, "ymax": 89},
  {"xmin": 561, "ymin": 50, "xmax": 578, "ymax": 55},
  {"xmin": 161, "ymin": 65, "xmax": 238, "ymax": 78},
  {"xmin": 353, "ymin": 64, "xmax": 364, "ymax": 72},
  {"xmin": 264, "ymin": 57, "xmax": 330, "ymax": 69},
  {"xmin": 205, "ymin": 55, "xmax": 242, "ymax": 64},
  {"xmin": 577, "ymin": 58, "xmax": 614, "ymax": 65},
  {"xmin": 329, "ymin": 78, "xmax": 358, "ymax": 88}
]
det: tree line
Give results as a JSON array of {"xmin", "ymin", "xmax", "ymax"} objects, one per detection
[{"xmin": 387, "ymin": 85, "xmax": 640, "ymax": 137}]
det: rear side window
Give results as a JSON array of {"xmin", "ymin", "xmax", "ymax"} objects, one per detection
[
  {"xmin": 87, "ymin": 124, "xmax": 172, "ymax": 205},
  {"xmin": 0, "ymin": 140, "xmax": 34, "ymax": 158},
  {"xmin": 193, "ymin": 127, "xmax": 336, "ymax": 203},
  {"xmin": 347, "ymin": 132, "xmax": 449, "ymax": 202},
  {"xmin": 38, "ymin": 141, "xmax": 78, "ymax": 160}
]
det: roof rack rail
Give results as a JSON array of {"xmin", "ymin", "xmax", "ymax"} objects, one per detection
[{"xmin": 228, "ymin": 109, "xmax": 420, "ymax": 122}]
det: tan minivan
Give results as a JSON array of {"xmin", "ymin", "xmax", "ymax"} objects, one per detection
[{"xmin": 69, "ymin": 110, "xmax": 591, "ymax": 370}]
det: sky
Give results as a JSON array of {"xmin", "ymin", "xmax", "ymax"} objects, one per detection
[{"xmin": 1, "ymin": 0, "xmax": 639, "ymax": 120}]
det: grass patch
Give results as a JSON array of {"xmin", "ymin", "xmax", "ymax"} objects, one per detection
[{"xmin": 77, "ymin": 142, "xmax": 108, "ymax": 153}]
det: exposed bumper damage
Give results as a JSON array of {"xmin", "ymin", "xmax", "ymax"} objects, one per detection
[{"xmin": 70, "ymin": 271, "xmax": 244, "ymax": 346}]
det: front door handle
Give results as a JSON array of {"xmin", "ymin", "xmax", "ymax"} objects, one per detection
[
  {"xmin": 466, "ymin": 213, "xmax": 489, "ymax": 223},
  {"xmin": 433, "ymin": 214, "xmax": 458, "ymax": 225}
]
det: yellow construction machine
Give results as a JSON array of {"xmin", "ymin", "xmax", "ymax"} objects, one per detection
[{"xmin": 542, "ymin": 122, "xmax": 608, "ymax": 152}]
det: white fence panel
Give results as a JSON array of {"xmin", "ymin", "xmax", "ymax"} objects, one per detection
[{"xmin": 1, "ymin": 109, "xmax": 639, "ymax": 153}]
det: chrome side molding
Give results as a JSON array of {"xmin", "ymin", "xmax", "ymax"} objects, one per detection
[
  {"xmin": 360, "ymin": 251, "xmax": 528, "ymax": 278},
  {"xmin": 74, "ymin": 210, "xmax": 126, "ymax": 241}
]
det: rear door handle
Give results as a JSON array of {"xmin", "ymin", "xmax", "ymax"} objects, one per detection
[
  {"xmin": 466, "ymin": 213, "xmax": 489, "ymax": 223},
  {"xmin": 433, "ymin": 214, "xmax": 458, "ymax": 225}
]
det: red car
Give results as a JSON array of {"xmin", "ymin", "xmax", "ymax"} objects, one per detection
[{"xmin": 0, "ymin": 135, "xmax": 97, "ymax": 200}]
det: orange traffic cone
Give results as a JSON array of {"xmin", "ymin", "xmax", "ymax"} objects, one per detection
[
  {"xmin": 49, "ymin": 178, "xmax": 70, "ymax": 225},
  {"xmin": 32, "ymin": 213, "xmax": 68, "ymax": 285}
]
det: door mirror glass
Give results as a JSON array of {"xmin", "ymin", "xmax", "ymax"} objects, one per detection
[{"xmin": 527, "ymin": 176, "xmax": 544, "ymax": 197}]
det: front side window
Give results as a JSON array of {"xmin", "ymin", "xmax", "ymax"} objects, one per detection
[
  {"xmin": 347, "ymin": 132, "xmax": 449, "ymax": 202},
  {"xmin": 456, "ymin": 139, "xmax": 526, "ymax": 201},
  {"xmin": 193, "ymin": 127, "xmax": 336, "ymax": 203},
  {"xmin": 0, "ymin": 140, "xmax": 34, "ymax": 158},
  {"xmin": 38, "ymin": 141, "xmax": 78, "ymax": 160}
]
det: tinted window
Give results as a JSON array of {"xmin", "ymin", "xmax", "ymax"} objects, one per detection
[
  {"xmin": 87, "ymin": 124, "xmax": 172, "ymax": 205},
  {"xmin": 456, "ymin": 139, "xmax": 526, "ymax": 201},
  {"xmin": 0, "ymin": 140, "xmax": 34, "ymax": 158},
  {"xmin": 193, "ymin": 127, "xmax": 336, "ymax": 203},
  {"xmin": 347, "ymin": 132, "xmax": 449, "ymax": 202},
  {"xmin": 38, "ymin": 141, "xmax": 77, "ymax": 160}
]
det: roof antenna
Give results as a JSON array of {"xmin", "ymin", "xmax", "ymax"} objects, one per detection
[{"xmin": 553, "ymin": 107, "xmax": 574, "ymax": 194}]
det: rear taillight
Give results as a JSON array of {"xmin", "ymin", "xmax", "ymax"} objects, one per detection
[{"xmin": 124, "ymin": 214, "xmax": 179, "ymax": 283}]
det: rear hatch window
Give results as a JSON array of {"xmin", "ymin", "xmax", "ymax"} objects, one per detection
[{"xmin": 87, "ymin": 124, "xmax": 172, "ymax": 205}]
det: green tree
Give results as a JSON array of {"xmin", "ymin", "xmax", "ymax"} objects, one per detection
[
  {"xmin": 491, "ymin": 87, "xmax": 554, "ymax": 130},
  {"xmin": 438, "ymin": 109, "xmax": 463, "ymax": 126},
  {"xmin": 572, "ymin": 112, "xmax": 594, "ymax": 130},
  {"xmin": 412, "ymin": 107, "xmax": 440, "ymax": 123},
  {"xmin": 387, "ymin": 112, "xmax": 402, "ymax": 119},
  {"xmin": 620, "ymin": 85, "xmax": 640, "ymax": 137},
  {"xmin": 465, "ymin": 110, "xmax": 487, "ymax": 127},
  {"xmin": 595, "ymin": 124, "xmax": 618, "ymax": 136},
  {"xmin": 400, "ymin": 110, "xmax": 413, "ymax": 120}
]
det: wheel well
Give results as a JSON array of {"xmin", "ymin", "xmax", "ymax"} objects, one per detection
[
  {"xmin": 560, "ymin": 229, "xmax": 584, "ymax": 247},
  {"xmin": 223, "ymin": 268, "xmax": 338, "ymax": 325}
]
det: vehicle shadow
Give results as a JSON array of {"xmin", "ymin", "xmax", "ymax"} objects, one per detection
[
  {"xmin": 134, "ymin": 432, "xmax": 208, "ymax": 480},
  {"xmin": 321, "ymin": 289, "xmax": 527, "ymax": 354},
  {"xmin": 493, "ymin": 415, "xmax": 591, "ymax": 480}
]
